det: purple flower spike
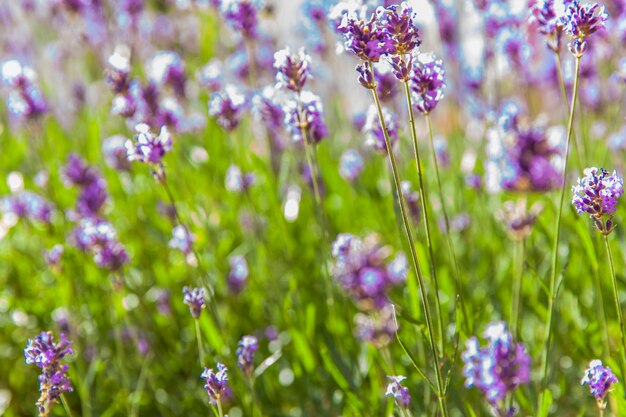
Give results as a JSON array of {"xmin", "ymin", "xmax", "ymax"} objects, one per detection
[
  {"xmin": 363, "ymin": 104, "xmax": 397, "ymax": 155},
  {"xmin": 385, "ymin": 375, "xmax": 410, "ymax": 408},
  {"xmin": 228, "ymin": 255, "xmax": 249, "ymax": 294},
  {"xmin": 147, "ymin": 51, "xmax": 186, "ymax": 97},
  {"xmin": 208, "ymin": 85, "xmax": 247, "ymax": 132},
  {"xmin": 1, "ymin": 191, "xmax": 53, "ymax": 224},
  {"xmin": 339, "ymin": 149, "xmax": 364, "ymax": 182},
  {"xmin": 220, "ymin": 0, "xmax": 263, "ymax": 39},
  {"xmin": 1, "ymin": 60, "xmax": 48, "ymax": 124},
  {"xmin": 71, "ymin": 218, "xmax": 129, "ymax": 271},
  {"xmin": 337, "ymin": 10, "xmax": 394, "ymax": 62},
  {"xmin": 462, "ymin": 322, "xmax": 530, "ymax": 405},
  {"xmin": 274, "ymin": 47, "xmax": 311, "ymax": 93},
  {"xmin": 183, "ymin": 286, "xmax": 206, "ymax": 319},
  {"xmin": 105, "ymin": 52, "xmax": 131, "ymax": 94},
  {"xmin": 236, "ymin": 335, "xmax": 258, "ymax": 376},
  {"xmin": 24, "ymin": 332, "xmax": 73, "ymax": 417},
  {"xmin": 561, "ymin": 1, "xmax": 608, "ymax": 56},
  {"xmin": 125, "ymin": 124, "xmax": 172, "ymax": 166},
  {"xmin": 572, "ymin": 167, "xmax": 624, "ymax": 234},
  {"xmin": 409, "ymin": 52, "xmax": 445, "ymax": 114},
  {"xmin": 284, "ymin": 91, "xmax": 328, "ymax": 144},
  {"xmin": 169, "ymin": 225, "xmax": 194, "ymax": 255},
  {"xmin": 376, "ymin": 3, "xmax": 421, "ymax": 55},
  {"xmin": 201, "ymin": 363, "xmax": 229, "ymax": 404},
  {"xmin": 582, "ymin": 360, "xmax": 618, "ymax": 410}
]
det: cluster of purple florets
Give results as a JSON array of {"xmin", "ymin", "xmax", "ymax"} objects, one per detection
[
  {"xmin": 228, "ymin": 255, "xmax": 250, "ymax": 294},
  {"xmin": 331, "ymin": 233, "xmax": 406, "ymax": 309},
  {"xmin": 462, "ymin": 322, "xmax": 531, "ymax": 406},
  {"xmin": 572, "ymin": 167, "xmax": 624, "ymax": 234},
  {"xmin": 0, "ymin": 60, "xmax": 47, "ymax": 124},
  {"xmin": 62, "ymin": 153, "xmax": 108, "ymax": 218},
  {"xmin": 201, "ymin": 363, "xmax": 229, "ymax": 405},
  {"xmin": 1, "ymin": 190, "xmax": 53, "ymax": 225},
  {"xmin": 24, "ymin": 332, "xmax": 73, "ymax": 417},
  {"xmin": 385, "ymin": 375, "xmax": 411, "ymax": 408},
  {"xmin": 581, "ymin": 360, "xmax": 618, "ymax": 409},
  {"xmin": 236, "ymin": 335, "xmax": 258, "ymax": 376},
  {"xmin": 183, "ymin": 286, "xmax": 206, "ymax": 319}
]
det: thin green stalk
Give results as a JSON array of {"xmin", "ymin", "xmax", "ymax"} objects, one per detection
[
  {"xmin": 539, "ymin": 55, "xmax": 581, "ymax": 413},
  {"xmin": 425, "ymin": 112, "xmax": 470, "ymax": 335},
  {"xmin": 402, "ymin": 81, "xmax": 445, "ymax": 354},
  {"xmin": 511, "ymin": 238, "xmax": 525, "ymax": 339},
  {"xmin": 370, "ymin": 81, "xmax": 449, "ymax": 417},
  {"xmin": 593, "ymin": 233, "xmax": 611, "ymax": 356},
  {"xmin": 217, "ymin": 399, "xmax": 224, "ymax": 417},
  {"xmin": 195, "ymin": 319, "xmax": 206, "ymax": 368},
  {"xmin": 604, "ymin": 234, "xmax": 626, "ymax": 379},
  {"xmin": 61, "ymin": 393, "xmax": 75, "ymax": 417}
]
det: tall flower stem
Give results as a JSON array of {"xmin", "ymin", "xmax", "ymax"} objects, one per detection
[
  {"xmin": 604, "ymin": 234, "xmax": 626, "ymax": 379},
  {"xmin": 425, "ymin": 112, "xmax": 470, "ymax": 335},
  {"xmin": 216, "ymin": 399, "xmax": 224, "ymax": 417},
  {"xmin": 401, "ymin": 81, "xmax": 444, "ymax": 353},
  {"xmin": 195, "ymin": 319, "xmax": 206, "ymax": 368},
  {"xmin": 539, "ymin": 55, "xmax": 581, "ymax": 412},
  {"xmin": 511, "ymin": 237, "xmax": 525, "ymax": 339},
  {"xmin": 370, "ymin": 81, "xmax": 449, "ymax": 417},
  {"xmin": 61, "ymin": 393, "xmax": 75, "ymax": 417}
]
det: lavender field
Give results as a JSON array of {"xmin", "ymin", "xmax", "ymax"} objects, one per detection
[{"xmin": 1, "ymin": 0, "xmax": 626, "ymax": 416}]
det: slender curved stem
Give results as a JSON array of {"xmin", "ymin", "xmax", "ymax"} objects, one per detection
[
  {"xmin": 402, "ymin": 82, "xmax": 445, "ymax": 354},
  {"xmin": 539, "ymin": 55, "xmax": 581, "ymax": 413},
  {"xmin": 61, "ymin": 393, "xmax": 75, "ymax": 417},
  {"xmin": 195, "ymin": 319, "xmax": 206, "ymax": 368},
  {"xmin": 425, "ymin": 112, "xmax": 470, "ymax": 335},
  {"xmin": 604, "ymin": 234, "xmax": 626, "ymax": 380},
  {"xmin": 511, "ymin": 238, "xmax": 525, "ymax": 339},
  {"xmin": 216, "ymin": 399, "xmax": 224, "ymax": 417},
  {"xmin": 370, "ymin": 80, "xmax": 448, "ymax": 417}
]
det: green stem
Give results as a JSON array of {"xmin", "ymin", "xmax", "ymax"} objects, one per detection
[
  {"xmin": 370, "ymin": 82, "xmax": 448, "ymax": 417},
  {"xmin": 604, "ymin": 234, "xmax": 626, "ymax": 381},
  {"xmin": 402, "ymin": 81, "xmax": 445, "ymax": 356},
  {"xmin": 195, "ymin": 319, "xmax": 206, "ymax": 368},
  {"xmin": 511, "ymin": 238, "xmax": 525, "ymax": 339},
  {"xmin": 217, "ymin": 399, "xmax": 224, "ymax": 417},
  {"xmin": 425, "ymin": 112, "xmax": 471, "ymax": 335},
  {"xmin": 539, "ymin": 55, "xmax": 581, "ymax": 413},
  {"xmin": 61, "ymin": 393, "xmax": 75, "ymax": 417}
]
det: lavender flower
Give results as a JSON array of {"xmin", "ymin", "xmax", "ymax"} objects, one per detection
[
  {"xmin": 1, "ymin": 191, "xmax": 53, "ymax": 224},
  {"xmin": 125, "ymin": 124, "xmax": 172, "ymax": 168},
  {"xmin": 462, "ymin": 322, "xmax": 530, "ymax": 405},
  {"xmin": 339, "ymin": 149, "xmax": 364, "ymax": 182},
  {"xmin": 62, "ymin": 154, "xmax": 108, "ymax": 218},
  {"xmin": 355, "ymin": 303, "xmax": 396, "ymax": 346},
  {"xmin": 183, "ymin": 286, "xmax": 206, "ymax": 319},
  {"xmin": 220, "ymin": 0, "xmax": 263, "ymax": 39},
  {"xmin": 44, "ymin": 244, "xmax": 64, "ymax": 269},
  {"xmin": 274, "ymin": 47, "xmax": 311, "ymax": 93},
  {"xmin": 236, "ymin": 335, "xmax": 258, "ymax": 376},
  {"xmin": 561, "ymin": 1, "xmax": 608, "ymax": 56},
  {"xmin": 572, "ymin": 167, "xmax": 624, "ymax": 234},
  {"xmin": 375, "ymin": 2, "xmax": 421, "ymax": 55},
  {"xmin": 363, "ymin": 104, "xmax": 397, "ymax": 154},
  {"xmin": 228, "ymin": 255, "xmax": 249, "ymax": 293},
  {"xmin": 24, "ymin": 332, "xmax": 73, "ymax": 417},
  {"xmin": 169, "ymin": 225, "xmax": 194, "ymax": 255},
  {"xmin": 198, "ymin": 59, "xmax": 223, "ymax": 93},
  {"xmin": 284, "ymin": 91, "xmax": 328, "ymax": 144},
  {"xmin": 147, "ymin": 51, "xmax": 186, "ymax": 97},
  {"xmin": 71, "ymin": 218, "xmax": 129, "ymax": 271},
  {"xmin": 401, "ymin": 181, "xmax": 420, "ymax": 222},
  {"xmin": 385, "ymin": 375, "xmax": 410, "ymax": 408},
  {"xmin": 581, "ymin": 360, "xmax": 618, "ymax": 410},
  {"xmin": 208, "ymin": 85, "xmax": 247, "ymax": 131},
  {"xmin": 530, "ymin": 0, "xmax": 564, "ymax": 51},
  {"xmin": 201, "ymin": 363, "xmax": 229, "ymax": 404},
  {"xmin": 1, "ymin": 60, "xmax": 47, "ymax": 124},
  {"xmin": 409, "ymin": 52, "xmax": 445, "ymax": 114},
  {"xmin": 251, "ymin": 86, "xmax": 285, "ymax": 135},
  {"xmin": 337, "ymin": 10, "xmax": 393, "ymax": 62},
  {"xmin": 225, "ymin": 165, "xmax": 256, "ymax": 193},
  {"xmin": 105, "ymin": 52, "xmax": 131, "ymax": 94},
  {"xmin": 496, "ymin": 200, "xmax": 543, "ymax": 240},
  {"xmin": 102, "ymin": 135, "xmax": 131, "ymax": 171}
]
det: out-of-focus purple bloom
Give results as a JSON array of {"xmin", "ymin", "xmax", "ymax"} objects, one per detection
[
  {"xmin": 24, "ymin": 332, "xmax": 73, "ymax": 417},
  {"xmin": 1, "ymin": 191, "xmax": 53, "ymax": 224},
  {"xmin": 236, "ymin": 335, "xmax": 258, "ymax": 376},
  {"xmin": 169, "ymin": 225, "xmax": 194, "ymax": 255},
  {"xmin": 225, "ymin": 165, "xmax": 256, "ymax": 193},
  {"xmin": 1, "ymin": 60, "xmax": 47, "ymax": 123},
  {"xmin": 125, "ymin": 124, "xmax": 172, "ymax": 165},
  {"xmin": 208, "ymin": 85, "xmax": 247, "ymax": 131},
  {"xmin": 274, "ymin": 47, "xmax": 311, "ymax": 93},
  {"xmin": 339, "ymin": 149, "xmax": 364, "ymax": 182},
  {"xmin": 496, "ymin": 200, "xmax": 542, "ymax": 240},
  {"xmin": 531, "ymin": 0, "xmax": 561, "ymax": 36},
  {"xmin": 374, "ymin": 61, "xmax": 398, "ymax": 102},
  {"xmin": 220, "ymin": 0, "xmax": 263, "ymax": 39},
  {"xmin": 401, "ymin": 181, "xmax": 420, "ymax": 222},
  {"xmin": 363, "ymin": 104, "xmax": 397, "ymax": 155},
  {"xmin": 332, "ymin": 233, "xmax": 404, "ymax": 309},
  {"xmin": 385, "ymin": 375, "xmax": 410, "ymax": 408},
  {"xmin": 103, "ymin": 135, "xmax": 131, "ymax": 171},
  {"xmin": 409, "ymin": 52, "xmax": 445, "ymax": 114},
  {"xmin": 71, "ymin": 217, "xmax": 129, "ymax": 271},
  {"xmin": 284, "ymin": 91, "xmax": 328, "ymax": 144},
  {"xmin": 201, "ymin": 363, "xmax": 229, "ymax": 404},
  {"xmin": 228, "ymin": 255, "xmax": 249, "ymax": 294},
  {"xmin": 198, "ymin": 59, "xmax": 223, "ymax": 93},
  {"xmin": 147, "ymin": 51, "xmax": 186, "ymax": 97},
  {"xmin": 105, "ymin": 52, "xmax": 131, "ymax": 95},
  {"xmin": 462, "ymin": 322, "xmax": 531, "ymax": 404},
  {"xmin": 44, "ymin": 244, "xmax": 64, "ymax": 269},
  {"xmin": 375, "ymin": 3, "xmax": 421, "ymax": 55},
  {"xmin": 355, "ymin": 303, "xmax": 397, "ymax": 346},
  {"xmin": 183, "ymin": 286, "xmax": 206, "ymax": 319},
  {"xmin": 572, "ymin": 167, "xmax": 624, "ymax": 234},
  {"xmin": 62, "ymin": 154, "xmax": 108, "ymax": 218},
  {"xmin": 252, "ymin": 86, "xmax": 285, "ymax": 135},
  {"xmin": 337, "ymin": 10, "xmax": 394, "ymax": 62},
  {"xmin": 116, "ymin": 0, "xmax": 144, "ymax": 29},
  {"xmin": 581, "ymin": 359, "xmax": 618, "ymax": 409}
]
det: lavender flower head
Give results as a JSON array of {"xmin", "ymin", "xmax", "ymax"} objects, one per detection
[
  {"xmin": 363, "ymin": 104, "xmax": 397, "ymax": 154},
  {"xmin": 284, "ymin": 91, "xmax": 328, "ymax": 144},
  {"xmin": 339, "ymin": 149, "xmax": 364, "ymax": 182},
  {"xmin": 462, "ymin": 322, "xmax": 530, "ymax": 405},
  {"xmin": 220, "ymin": 0, "xmax": 263, "ymax": 39},
  {"xmin": 169, "ymin": 225, "xmax": 194, "ymax": 255},
  {"xmin": 71, "ymin": 218, "xmax": 129, "ymax": 271},
  {"xmin": 572, "ymin": 167, "xmax": 624, "ymax": 234},
  {"xmin": 228, "ymin": 255, "xmax": 249, "ymax": 293},
  {"xmin": 530, "ymin": 0, "xmax": 564, "ymax": 52},
  {"xmin": 125, "ymin": 124, "xmax": 172, "ymax": 166},
  {"xmin": 355, "ymin": 303, "xmax": 397, "ymax": 346},
  {"xmin": 183, "ymin": 286, "xmax": 206, "ymax": 319},
  {"xmin": 147, "ymin": 51, "xmax": 186, "ymax": 97},
  {"xmin": 1, "ymin": 191, "xmax": 53, "ymax": 224},
  {"xmin": 375, "ymin": 2, "xmax": 421, "ymax": 55},
  {"xmin": 274, "ymin": 47, "xmax": 311, "ymax": 92},
  {"xmin": 581, "ymin": 359, "xmax": 618, "ymax": 410},
  {"xmin": 337, "ymin": 9, "xmax": 394, "ymax": 62},
  {"xmin": 105, "ymin": 51, "xmax": 131, "ymax": 94},
  {"xmin": 561, "ymin": 1, "xmax": 608, "ymax": 56},
  {"xmin": 208, "ymin": 85, "xmax": 247, "ymax": 132},
  {"xmin": 236, "ymin": 335, "xmax": 258, "ymax": 376},
  {"xmin": 1, "ymin": 59, "xmax": 48, "ymax": 123},
  {"xmin": 385, "ymin": 375, "xmax": 410, "ymax": 408},
  {"xmin": 409, "ymin": 52, "xmax": 445, "ymax": 114},
  {"xmin": 201, "ymin": 363, "xmax": 228, "ymax": 404},
  {"xmin": 24, "ymin": 332, "xmax": 73, "ymax": 417}
]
